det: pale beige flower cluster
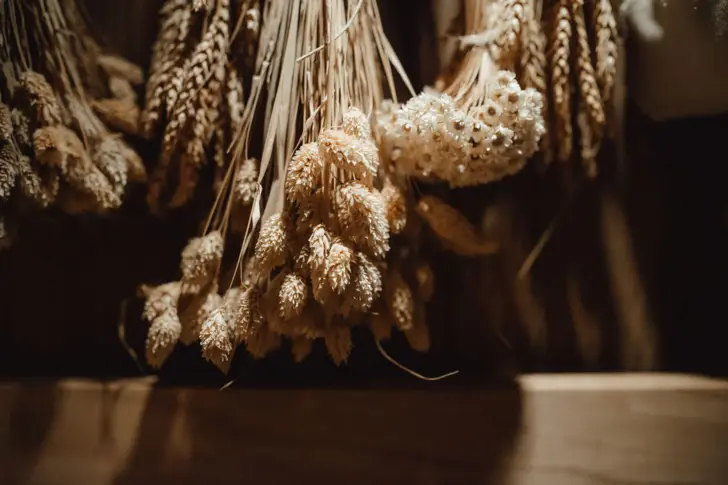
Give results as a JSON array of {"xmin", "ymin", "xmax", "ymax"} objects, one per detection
[{"xmin": 378, "ymin": 71, "xmax": 545, "ymax": 188}]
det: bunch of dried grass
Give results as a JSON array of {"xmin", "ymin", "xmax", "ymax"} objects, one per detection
[
  {"xmin": 0, "ymin": 0, "xmax": 146, "ymax": 249},
  {"xmin": 142, "ymin": 0, "xmax": 431, "ymax": 372},
  {"xmin": 141, "ymin": 0, "xmax": 261, "ymax": 213},
  {"xmin": 485, "ymin": 0, "xmax": 620, "ymax": 175}
]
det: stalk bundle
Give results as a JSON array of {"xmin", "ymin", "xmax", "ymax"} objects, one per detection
[{"xmin": 0, "ymin": 0, "xmax": 146, "ymax": 249}]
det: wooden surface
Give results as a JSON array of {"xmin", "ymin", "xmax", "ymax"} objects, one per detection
[{"xmin": 1, "ymin": 374, "xmax": 727, "ymax": 485}]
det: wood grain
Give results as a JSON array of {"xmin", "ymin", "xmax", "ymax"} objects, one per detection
[{"xmin": 0, "ymin": 374, "xmax": 726, "ymax": 485}]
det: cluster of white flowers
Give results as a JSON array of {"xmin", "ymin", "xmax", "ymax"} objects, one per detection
[{"xmin": 377, "ymin": 71, "xmax": 546, "ymax": 187}]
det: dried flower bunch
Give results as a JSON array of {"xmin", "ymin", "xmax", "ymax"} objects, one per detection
[
  {"xmin": 141, "ymin": 0, "xmax": 427, "ymax": 371},
  {"xmin": 482, "ymin": 0, "xmax": 620, "ymax": 175},
  {"xmin": 0, "ymin": 0, "xmax": 146, "ymax": 249},
  {"xmin": 141, "ymin": 0, "xmax": 261, "ymax": 212},
  {"xmin": 377, "ymin": 72, "xmax": 546, "ymax": 188}
]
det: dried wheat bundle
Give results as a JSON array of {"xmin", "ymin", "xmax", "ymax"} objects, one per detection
[
  {"xmin": 0, "ymin": 0, "xmax": 146, "ymax": 248},
  {"xmin": 142, "ymin": 0, "xmax": 261, "ymax": 212},
  {"xmin": 140, "ymin": 0, "xmax": 425, "ymax": 372}
]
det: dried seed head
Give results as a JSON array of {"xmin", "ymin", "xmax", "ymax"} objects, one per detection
[
  {"xmin": 34, "ymin": 126, "xmax": 121, "ymax": 211},
  {"xmin": 234, "ymin": 158, "xmax": 258, "ymax": 206},
  {"xmin": 254, "ymin": 212, "xmax": 290, "ymax": 274},
  {"xmin": 180, "ymin": 230, "xmax": 224, "ymax": 292},
  {"xmin": 593, "ymin": 0, "xmax": 619, "ymax": 104},
  {"xmin": 91, "ymin": 135, "xmax": 130, "ymax": 199},
  {"xmin": 308, "ymin": 224, "xmax": 333, "ymax": 303},
  {"xmin": 279, "ymin": 272, "xmax": 308, "ymax": 321},
  {"xmin": 325, "ymin": 326, "xmax": 353, "ymax": 366},
  {"xmin": 231, "ymin": 287, "xmax": 264, "ymax": 345},
  {"xmin": 345, "ymin": 252, "xmax": 383, "ymax": 314},
  {"xmin": 179, "ymin": 288, "xmax": 222, "ymax": 345},
  {"xmin": 146, "ymin": 313, "xmax": 182, "ymax": 369},
  {"xmin": 0, "ymin": 143, "xmax": 19, "ymax": 201},
  {"xmin": 91, "ymin": 98, "xmax": 140, "ymax": 135},
  {"xmin": 141, "ymin": 0, "xmax": 193, "ymax": 139},
  {"xmin": 342, "ymin": 107, "xmax": 372, "ymax": 141},
  {"xmin": 381, "ymin": 177, "xmax": 407, "ymax": 235},
  {"xmin": 335, "ymin": 183, "xmax": 390, "ymax": 257},
  {"xmin": 417, "ymin": 195, "xmax": 498, "ymax": 256},
  {"xmin": 142, "ymin": 281, "xmax": 182, "ymax": 322},
  {"xmin": 16, "ymin": 71, "xmax": 62, "ymax": 126},
  {"xmin": 33, "ymin": 125, "xmax": 82, "ymax": 169},
  {"xmin": 291, "ymin": 337, "xmax": 314, "ymax": 363},
  {"xmin": 0, "ymin": 103, "xmax": 12, "ymax": 141},
  {"xmin": 318, "ymin": 129, "xmax": 378, "ymax": 180},
  {"xmin": 326, "ymin": 239, "xmax": 354, "ymax": 295},
  {"xmin": 285, "ymin": 142, "xmax": 322, "ymax": 205},
  {"xmin": 549, "ymin": 1, "xmax": 574, "ymax": 163},
  {"xmin": 294, "ymin": 241, "xmax": 311, "ymax": 275},
  {"xmin": 385, "ymin": 268, "xmax": 414, "ymax": 331},
  {"xmin": 199, "ymin": 308, "xmax": 234, "ymax": 372}
]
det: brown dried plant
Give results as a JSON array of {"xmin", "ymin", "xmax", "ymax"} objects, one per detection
[{"xmin": 0, "ymin": 0, "xmax": 147, "ymax": 247}]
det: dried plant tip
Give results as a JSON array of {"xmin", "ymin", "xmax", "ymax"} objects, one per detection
[
  {"xmin": 285, "ymin": 142, "xmax": 322, "ymax": 204},
  {"xmin": 234, "ymin": 158, "xmax": 258, "ymax": 206},
  {"xmin": 417, "ymin": 196, "xmax": 498, "ymax": 256},
  {"xmin": 179, "ymin": 288, "xmax": 222, "ymax": 344},
  {"xmin": 325, "ymin": 327, "xmax": 352, "ymax": 366},
  {"xmin": 231, "ymin": 287, "xmax": 264, "ymax": 345},
  {"xmin": 199, "ymin": 308, "xmax": 234, "ymax": 372},
  {"xmin": 0, "ymin": 103, "xmax": 12, "ymax": 141},
  {"xmin": 254, "ymin": 212, "xmax": 290, "ymax": 274},
  {"xmin": 326, "ymin": 239, "xmax": 354, "ymax": 294},
  {"xmin": 491, "ymin": 0, "xmax": 527, "ymax": 67},
  {"xmin": 593, "ymin": 0, "xmax": 620, "ymax": 103},
  {"xmin": 381, "ymin": 177, "xmax": 407, "ymax": 235},
  {"xmin": 16, "ymin": 71, "xmax": 62, "ymax": 126},
  {"xmin": 369, "ymin": 312, "xmax": 392, "ymax": 341},
  {"xmin": 318, "ymin": 129, "xmax": 378, "ymax": 180},
  {"xmin": 142, "ymin": 281, "xmax": 181, "ymax": 322},
  {"xmin": 335, "ymin": 183, "xmax": 390, "ymax": 258},
  {"xmin": 92, "ymin": 135, "xmax": 131, "ymax": 199},
  {"xmin": 308, "ymin": 224, "xmax": 333, "ymax": 303},
  {"xmin": 97, "ymin": 54, "xmax": 144, "ymax": 85},
  {"xmin": 279, "ymin": 273, "xmax": 308, "ymax": 321},
  {"xmin": 342, "ymin": 107, "xmax": 372, "ymax": 141},
  {"xmin": 0, "ymin": 145, "xmax": 18, "ymax": 201},
  {"xmin": 347, "ymin": 252, "xmax": 383, "ymax": 313},
  {"xmin": 385, "ymin": 269, "xmax": 414, "ymax": 331},
  {"xmin": 146, "ymin": 313, "xmax": 182, "ymax": 369},
  {"xmin": 549, "ymin": 1, "xmax": 574, "ymax": 163},
  {"xmin": 91, "ymin": 98, "xmax": 140, "ymax": 135},
  {"xmin": 180, "ymin": 230, "xmax": 225, "ymax": 292},
  {"xmin": 35, "ymin": 126, "xmax": 121, "ymax": 210},
  {"xmin": 291, "ymin": 337, "xmax": 314, "ymax": 363}
]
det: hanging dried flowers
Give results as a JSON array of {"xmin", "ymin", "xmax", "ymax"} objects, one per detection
[{"xmin": 0, "ymin": 0, "xmax": 146, "ymax": 249}]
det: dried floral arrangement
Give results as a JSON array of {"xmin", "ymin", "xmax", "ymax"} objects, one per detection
[
  {"xmin": 138, "ymin": 0, "xmax": 633, "ymax": 375},
  {"xmin": 140, "ymin": 0, "xmax": 444, "ymax": 373},
  {"xmin": 0, "ymin": 0, "xmax": 146, "ymax": 250}
]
